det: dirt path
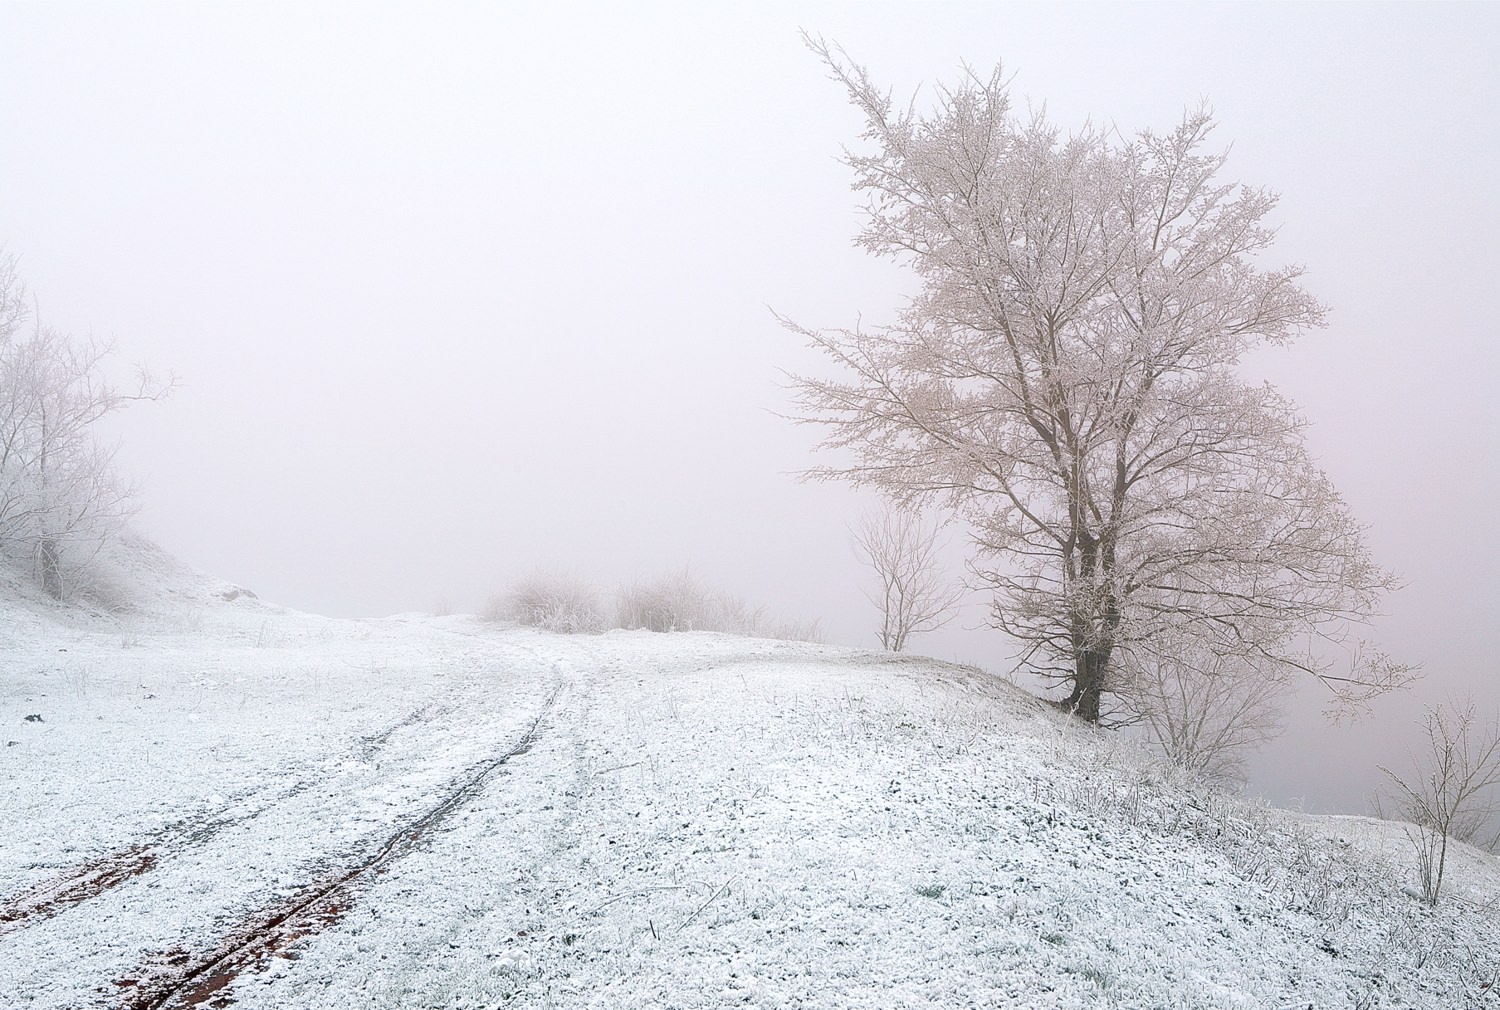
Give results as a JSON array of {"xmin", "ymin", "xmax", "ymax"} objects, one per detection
[
  {"xmin": 0, "ymin": 705, "xmax": 450, "ymax": 940},
  {"xmin": 114, "ymin": 684, "xmax": 561, "ymax": 1010}
]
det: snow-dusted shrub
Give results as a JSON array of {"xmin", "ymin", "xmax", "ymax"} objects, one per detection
[
  {"xmin": 757, "ymin": 615, "xmax": 823, "ymax": 643},
  {"xmin": 614, "ymin": 569, "xmax": 718, "ymax": 632},
  {"xmin": 72, "ymin": 564, "xmax": 137, "ymax": 615},
  {"xmin": 613, "ymin": 569, "xmax": 822, "ymax": 642},
  {"xmin": 688, "ymin": 588, "xmax": 772, "ymax": 637},
  {"xmin": 488, "ymin": 571, "xmax": 605, "ymax": 634}
]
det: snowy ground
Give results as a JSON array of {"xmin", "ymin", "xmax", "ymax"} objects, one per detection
[{"xmin": 2, "ymin": 574, "xmax": 1498, "ymax": 1008}]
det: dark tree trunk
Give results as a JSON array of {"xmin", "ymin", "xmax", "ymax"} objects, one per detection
[
  {"xmin": 40, "ymin": 538, "xmax": 62, "ymax": 600},
  {"xmin": 1059, "ymin": 646, "xmax": 1107, "ymax": 722}
]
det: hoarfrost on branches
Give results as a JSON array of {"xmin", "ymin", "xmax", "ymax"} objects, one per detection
[
  {"xmin": 784, "ymin": 37, "xmax": 1414, "ymax": 723},
  {"xmin": 0, "ymin": 253, "xmax": 173, "ymax": 600}
]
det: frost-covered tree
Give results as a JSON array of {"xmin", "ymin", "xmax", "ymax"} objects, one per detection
[
  {"xmin": 0, "ymin": 254, "xmax": 171, "ymax": 599},
  {"xmin": 784, "ymin": 39, "xmax": 1412, "ymax": 722},
  {"xmin": 850, "ymin": 505, "xmax": 963, "ymax": 652}
]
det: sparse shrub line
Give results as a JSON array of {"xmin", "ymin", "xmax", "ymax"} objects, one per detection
[{"xmin": 486, "ymin": 566, "xmax": 821, "ymax": 642}]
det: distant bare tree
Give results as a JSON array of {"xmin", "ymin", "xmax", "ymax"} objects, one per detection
[
  {"xmin": 1118, "ymin": 631, "xmax": 1290, "ymax": 782},
  {"xmin": 1380, "ymin": 696, "xmax": 1500, "ymax": 906},
  {"xmin": 850, "ymin": 506, "xmax": 964, "ymax": 652},
  {"xmin": 0, "ymin": 254, "xmax": 173, "ymax": 599}
]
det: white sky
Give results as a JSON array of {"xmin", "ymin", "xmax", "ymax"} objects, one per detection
[{"xmin": 3, "ymin": 2, "xmax": 1497, "ymax": 815}]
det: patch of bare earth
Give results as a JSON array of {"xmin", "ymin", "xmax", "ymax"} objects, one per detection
[
  {"xmin": 0, "ymin": 845, "xmax": 159, "ymax": 938},
  {"xmin": 115, "ymin": 686, "xmax": 559, "ymax": 1010},
  {"xmin": 0, "ymin": 704, "xmax": 445, "ymax": 942}
]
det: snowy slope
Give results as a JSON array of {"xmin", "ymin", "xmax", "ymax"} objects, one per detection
[{"xmin": 1, "ymin": 577, "xmax": 1497, "ymax": 1008}]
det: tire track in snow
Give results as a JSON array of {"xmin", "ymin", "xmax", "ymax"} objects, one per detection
[
  {"xmin": 0, "ymin": 704, "xmax": 450, "ymax": 940},
  {"xmin": 115, "ymin": 683, "xmax": 562, "ymax": 1010}
]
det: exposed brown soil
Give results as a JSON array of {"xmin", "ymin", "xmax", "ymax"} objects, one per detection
[
  {"xmin": 0, "ymin": 705, "xmax": 438, "ymax": 942},
  {"xmin": 116, "ymin": 686, "xmax": 559, "ymax": 1010},
  {"xmin": 0, "ymin": 845, "xmax": 159, "ymax": 938},
  {"xmin": 117, "ymin": 880, "xmax": 351, "ymax": 1010}
]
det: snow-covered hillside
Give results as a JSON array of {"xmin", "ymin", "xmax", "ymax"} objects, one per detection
[{"xmin": 1, "ymin": 569, "xmax": 1497, "ymax": 1008}]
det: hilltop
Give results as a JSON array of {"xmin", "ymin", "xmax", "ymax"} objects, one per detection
[{"xmin": 1, "ymin": 564, "xmax": 1497, "ymax": 1008}]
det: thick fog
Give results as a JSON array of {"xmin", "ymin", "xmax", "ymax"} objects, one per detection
[{"xmin": 2, "ymin": 4, "xmax": 1497, "ymax": 817}]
